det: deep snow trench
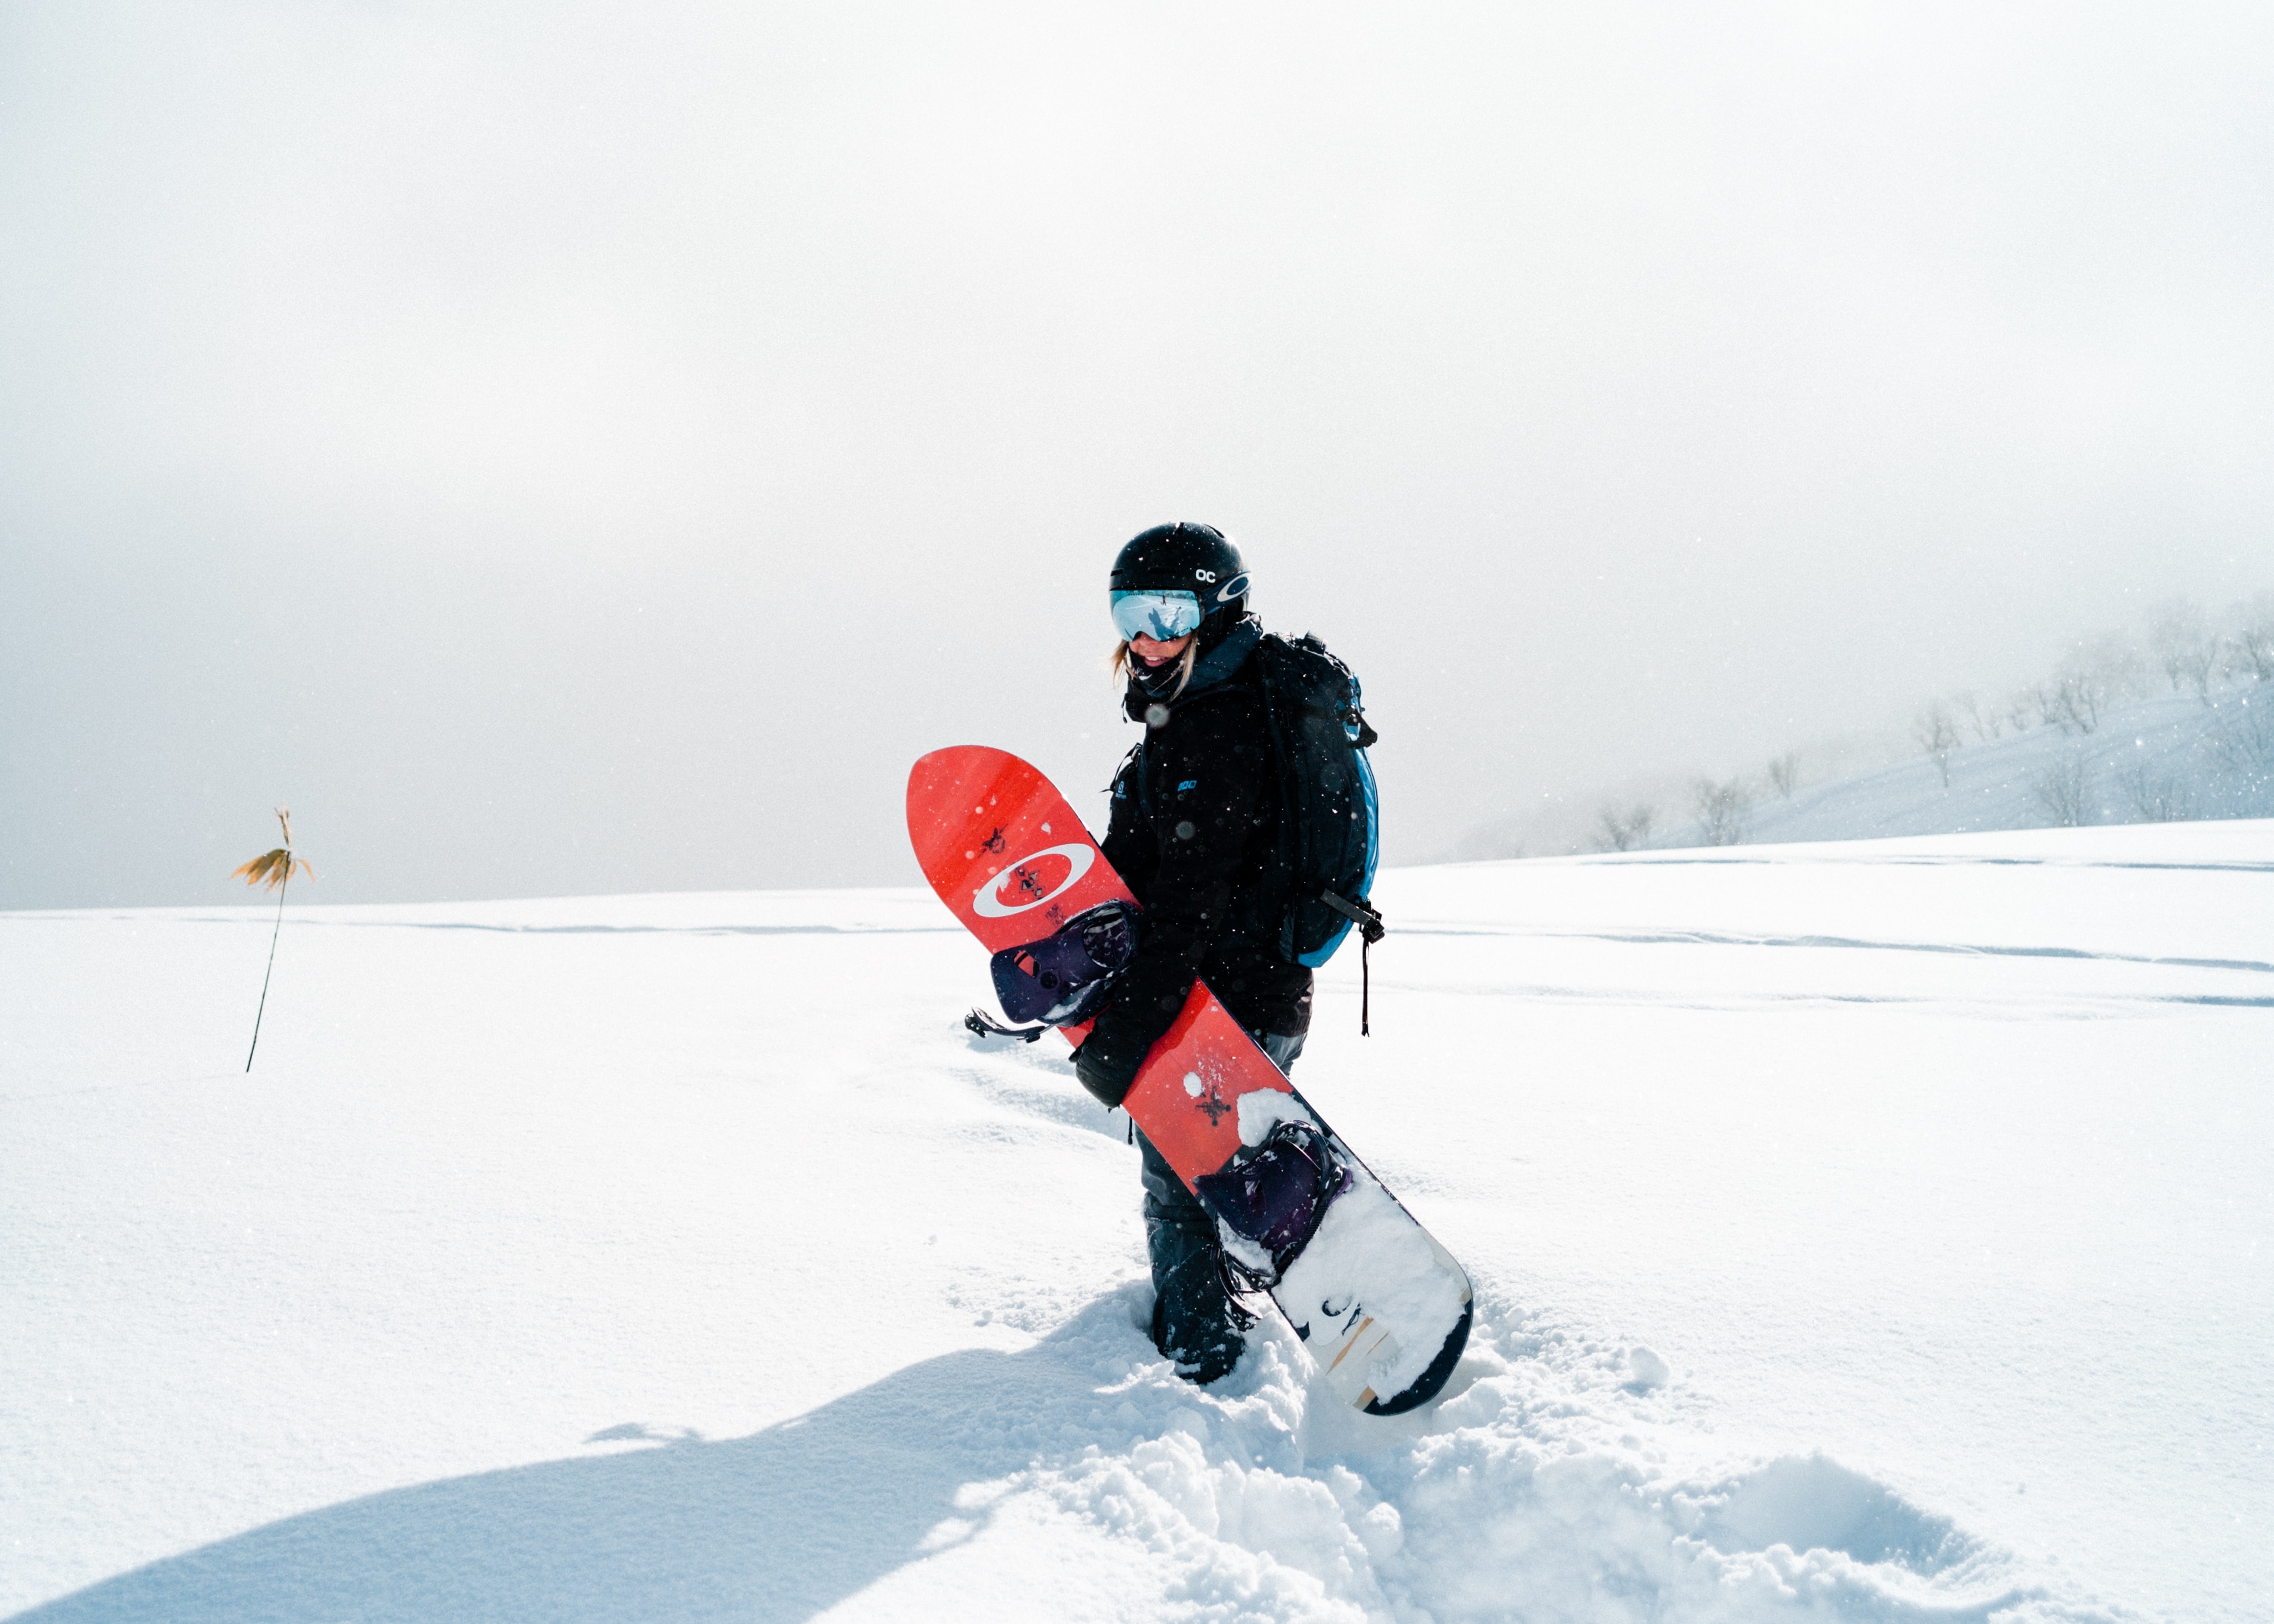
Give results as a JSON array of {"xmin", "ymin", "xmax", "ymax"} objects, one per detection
[{"xmin": 4, "ymin": 823, "xmax": 2268, "ymax": 1621}]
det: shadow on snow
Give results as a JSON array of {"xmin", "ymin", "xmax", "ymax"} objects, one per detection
[{"xmin": 11, "ymin": 1305, "xmax": 1134, "ymax": 1624}]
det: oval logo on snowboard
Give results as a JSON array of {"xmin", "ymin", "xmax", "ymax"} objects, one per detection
[{"xmin": 972, "ymin": 843, "xmax": 1095, "ymax": 917}]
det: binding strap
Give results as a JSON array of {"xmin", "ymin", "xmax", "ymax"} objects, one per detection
[{"xmin": 964, "ymin": 1008, "xmax": 1049, "ymax": 1044}]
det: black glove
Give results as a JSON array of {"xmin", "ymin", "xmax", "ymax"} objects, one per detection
[{"xmin": 1071, "ymin": 1019, "xmax": 1145, "ymax": 1109}]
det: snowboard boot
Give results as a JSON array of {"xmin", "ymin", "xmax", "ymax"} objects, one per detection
[
  {"xmin": 1146, "ymin": 1201, "xmax": 1246, "ymax": 1385},
  {"xmin": 1138, "ymin": 1127, "xmax": 1247, "ymax": 1384}
]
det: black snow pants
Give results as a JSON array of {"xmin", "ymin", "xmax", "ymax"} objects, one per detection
[{"xmin": 1136, "ymin": 1029, "xmax": 1306, "ymax": 1385}]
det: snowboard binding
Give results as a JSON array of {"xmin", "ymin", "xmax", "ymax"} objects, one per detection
[
  {"xmin": 1195, "ymin": 1116, "xmax": 1352, "ymax": 1289},
  {"xmin": 967, "ymin": 901, "xmax": 1141, "ymax": 1041}
]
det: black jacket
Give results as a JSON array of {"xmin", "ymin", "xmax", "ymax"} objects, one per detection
[{"xmin": 1078, "ymin": 621, "xmax": 1313, "ymax": 1096}]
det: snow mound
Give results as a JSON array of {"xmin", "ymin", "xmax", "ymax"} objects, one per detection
[{"xmin": 13, "ymin": 1289, "xmax": 2101, "ymax": 1624}]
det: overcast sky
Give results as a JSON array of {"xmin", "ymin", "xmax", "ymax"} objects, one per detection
[{"xmin": 3, "ymin": 1, "xmax": 2270, "ymax": 909}]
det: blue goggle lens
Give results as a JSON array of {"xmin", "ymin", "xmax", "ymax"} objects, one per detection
[{"xmin": 1110, "ymin": 589, "xmax": 1203, "ymax": 642}]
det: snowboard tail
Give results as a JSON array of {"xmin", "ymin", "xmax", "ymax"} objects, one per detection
[{"xmin": 908, "ymin": 744, "xmax": 1472, "ymax": 1413}]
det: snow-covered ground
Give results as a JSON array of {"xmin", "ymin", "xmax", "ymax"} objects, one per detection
[
  {"xmin": 5, "ymin": 823, "xmax": 2270, "ymax": 1622},
  {"xmin": 1674, "ymin": 689, "xmax": 2274, "ymax": 849}
]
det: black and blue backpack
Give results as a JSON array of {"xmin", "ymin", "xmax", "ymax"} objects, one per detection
[
  {"xmin": 967, "ymin": 629, "xmax": 1385, "ymax": 1048},
  {"xmin": 1249, "ymin": 632, "xmax": 1385, "ymax": 1027}
]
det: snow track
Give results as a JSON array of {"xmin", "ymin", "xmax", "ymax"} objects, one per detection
[{"xmin": 4, "ymin": 826, "xmax": 2267, "ymax": 1621}]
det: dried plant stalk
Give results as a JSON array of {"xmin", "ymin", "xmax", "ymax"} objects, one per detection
[{"xmin": 235, "ymin": 808, "xmax": 314, "ymax": 1071}]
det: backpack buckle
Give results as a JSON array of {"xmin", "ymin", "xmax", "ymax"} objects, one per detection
[{"xmin": 1319, "ymin": 888, "xmax": 1386, "ymax": 945}]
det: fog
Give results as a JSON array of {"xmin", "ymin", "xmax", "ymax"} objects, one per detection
[{"xmin": 4, "ymin": 1, "xmax": 2270, "ymax": 909}]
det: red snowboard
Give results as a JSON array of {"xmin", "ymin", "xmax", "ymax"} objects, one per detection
[{"xmin": 908, "ymin": 745, "xmax": 1472, "ymax": 1414}]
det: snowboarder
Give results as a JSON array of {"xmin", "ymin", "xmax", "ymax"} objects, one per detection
[{"xmin": 1073, "ymin": 522, "xmax": 1314, "ymax": 1385}]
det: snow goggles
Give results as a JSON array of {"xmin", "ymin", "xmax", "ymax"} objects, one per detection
[{"xmin": 1110, "ymin": 589, "xmax": 1203, "ymax": 643}]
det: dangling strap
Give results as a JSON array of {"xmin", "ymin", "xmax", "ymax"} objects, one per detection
[
  {"xmin": 1361, "ymin": 934, "xmax": 1371, "ymax": 1036},
  {"xmin": 964, "ymin": 1008, "xmax": 1048, "ymax": 1043},
  {"xmin": 1320, "ymin": 889, "xmax": 1386, "ymax": 1037}
]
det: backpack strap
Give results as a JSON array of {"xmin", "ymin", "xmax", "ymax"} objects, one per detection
[
  {"xmin": 1249, "ymin": 633, "xmax": 1302, "ymax": 950},
  {"xmin": 1321, "ymin": 889, "xmax": 1387, "ymax": 1035},
  {"xmin": 1319, "ymin": 888, "xmax": 1386, "ymax": 944}
]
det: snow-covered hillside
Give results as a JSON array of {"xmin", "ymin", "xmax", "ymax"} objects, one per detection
[
  {"xmin": 1671, "ymin": 689, "xmax": 2274, "ymax": 849},
  {"xmin": 6, "ymin": 825, "xmax": 2270, "ymax": 1622}
]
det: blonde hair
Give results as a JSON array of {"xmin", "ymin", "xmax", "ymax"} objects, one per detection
[{"xmin": 1110, "ymin": 638, "xmax": 1198, "ymax": 702}]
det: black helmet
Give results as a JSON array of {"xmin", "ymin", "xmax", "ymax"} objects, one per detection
[{"xmin": 1108, "ymin": 522, "xmax": 1249, "ymax": 643}]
